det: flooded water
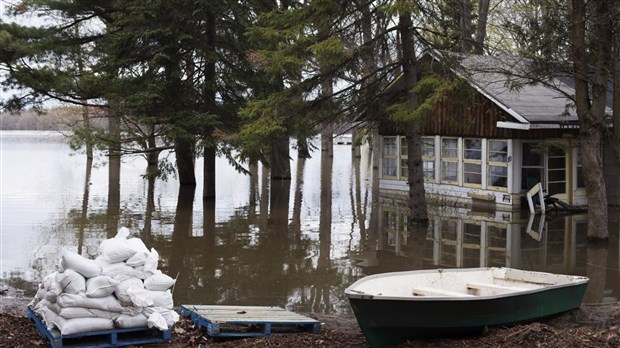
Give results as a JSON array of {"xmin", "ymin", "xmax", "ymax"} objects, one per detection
[{"xmin": 1, "ymin": 131, "xmax": 619, "ymax": 314}]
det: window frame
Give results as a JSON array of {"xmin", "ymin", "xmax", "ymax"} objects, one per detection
[
  {"xmin": 487, "ymin": 139, "xmax": 509, "ymax": 191},
  {"xmin": 440, "ymin": 137, "xmax": 459, "ymax": 184},
  {"xmin": 382, "ymin": 136, "xmax": 398, "ymax": 179},
  {"xmin": 462, "ymin": 138, "xmax": 483, "ymax": 187},
  {"xmin": 421, "ymin": 136, "xmax": 436, "ymax": 182}
]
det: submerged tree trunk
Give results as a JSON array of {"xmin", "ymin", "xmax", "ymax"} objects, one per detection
[
  {"xmin": 270, "ymin": 135, "xmax": 291, "ymax": 180},
  {"xmin": 399, "ymin": 10, "xmax": 428, "ymax": 224},
  {"xmin": 175, "ymin": 138, "xmax": 196, "ymax": 185},
  {"xmin": 612, "ymin": 1, "xmax": 620, "ymax": 165},
  {"xmin": 203, "ymin": 6, "xmax": 217, "ymax": 199},
  {"xmin": 571, "ymin": 0, "xmax": 610, "ymax": 241}
]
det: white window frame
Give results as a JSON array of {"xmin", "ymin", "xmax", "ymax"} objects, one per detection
[
  {"xmin": 463, "ymin": 138, "xmax": 483, "ymax": 188},
  {"xmin": 421, "ymin": 136, "xmax": 436, "ymax": 182},
  {"xmin": 382, "ymin": 136, "xmax": 398, "ymax": 179},
  {"xmin": 441, "ymin": 137, "xmax": 459, "ymax": 184},
  {"xmin": 400, "ymin": 136, "xmax": 408, "ymax": 181},
  {"xmin": 487, "ymin": 139, "xmax": 509, "ymax": 191}
]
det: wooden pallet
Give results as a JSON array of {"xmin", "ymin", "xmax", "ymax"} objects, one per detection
[
  {"xmin": 27, "ymin": 307, "xmax": 171, "ymax": 348},
  {"xmin": 180, "ymin": 304, "xmax": 321, "ymax": 337}
]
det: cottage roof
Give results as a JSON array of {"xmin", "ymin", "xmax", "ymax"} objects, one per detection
[{"xmin": 430, "ymin": 51, "xmax": 613, "ymax": 130}]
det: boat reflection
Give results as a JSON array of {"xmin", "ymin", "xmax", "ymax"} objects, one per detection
[{"xmin": 355, "ymin": 200, "xmax": 618, "ymax": 305}]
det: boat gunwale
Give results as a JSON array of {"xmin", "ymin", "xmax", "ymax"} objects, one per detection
[{"xmin": 344, "ymin": 267, "xmax": 589, "ymax": 302}]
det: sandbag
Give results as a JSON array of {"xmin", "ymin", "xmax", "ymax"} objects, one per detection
[
  {"xmin": 143, "ymin": 306, "xmax": 179, "ymax": 328},
  {"xmin": 115, "ymin": 277, "xmax": 145, "ymax": 306},
  {"xmin": 144, "ymin": 274, "xmax": 175, "ymax": 291},
  {"xmin": 56, "ymin": 269, "xmax": 86, "ymax": 295},
  {"xmin": 115, "ymin": 313, "xmax": 148, "ymax": 328},
  {"xmin": 36, "ymin": 306, "xmax": 59, "ymax": 331},
  {"xmin": 86, "ymin": 276, "xmax": 119, "ymax": 298},
  {"xmin": 125, "ymin": 238, "xmax": 150, "ymax": 267},
  {"xmin": 52, "ymin": 316, "xmax": 114, "ymax": 335},
  {"xmin": 61, "ymin": 249, "xmax": 102, "ymax": 278},
  {"xmin": 57, "ymin": 293, "xmax": 123, "ymax": 312},
  {"xmin": 143, "ymin": 248, "xmax": 160, "ymax": 276},
  {"xmin": 59, "ymin": 307, "xmax": 120, "ymax": 320},
  {"xmin": 98, "ymin": 238, "xmax": 136, "ymax": 263},
  {"xmin": 147, "ymin": 311, "xmax": 168, "ymax": 331},
  {"xmin": 101, "ymin": 262, "xmax": 141, "ymax": 280}
]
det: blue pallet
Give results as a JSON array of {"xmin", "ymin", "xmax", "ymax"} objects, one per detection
[
  {"xmin": 27, "ymin": 307, "xmax": 171, "ymax": 348},
  {"xmin": 180, "ymin": 304, "xmax": 321, "ymax": 338}
]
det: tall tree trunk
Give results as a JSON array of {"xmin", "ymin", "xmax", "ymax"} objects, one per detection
[
  {"xmin": 473, "ymin": 0, "xmax": 490, "ymax": 54},
  {"xmin": 612, "ymin": 1, "xmax": 620, "ymax": 163},
  {"xmin": 270, "ymin": 136, "xmax": 291, "ymax": 180},
  {"xmin": 571, "ymin": 0, "xmax": 610, "ymax": 241},
  {"xmin": 107, "ymin": 112, "xmax": 121, "ymax": 238},
  {"xmin": 203, "ymin": 6, "xmax": 217, "ymax": 199},
  {"xmin": 460, "ymin": 0, "xmax": 473, "ymax": 52},
  {"xmin": 399, "ymin": 9, "xmax": 428, "ymax": 224},
  {"xmin": 175, "ymin": 138, "xmax": 196, "ymax": 185}
]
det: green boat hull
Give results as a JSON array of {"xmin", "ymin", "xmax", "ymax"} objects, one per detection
[{"xmin": 348, "ymin": 282, "xmax": 588, "ymax": 347}]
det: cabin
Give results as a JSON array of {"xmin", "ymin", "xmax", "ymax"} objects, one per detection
[{"xmin": 377, "ymin": 52, "xmax": 618, "ymax": 211}]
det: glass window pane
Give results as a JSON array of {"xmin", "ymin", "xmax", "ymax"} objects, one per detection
[
  {"xmin": 442, "ymin": 162, "xmax": 457, "ymax": 181},
  {"xmin": 522, "ymin": 143, "xmax": 542, "ymax": 166}
]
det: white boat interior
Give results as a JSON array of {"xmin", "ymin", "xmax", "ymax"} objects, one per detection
[{"xmin": 346, "ymin": 267, "xmax": 588, "ymax": 298}]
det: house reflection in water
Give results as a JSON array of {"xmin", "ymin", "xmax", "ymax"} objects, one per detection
[{"xmin": 355, "ymin": 196, "xmax": 619, "ymax": 305}]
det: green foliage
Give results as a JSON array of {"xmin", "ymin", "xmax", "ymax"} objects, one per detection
[{"xmin": 389, "ymin": 74, "xmax": 470, "ymax": 123}]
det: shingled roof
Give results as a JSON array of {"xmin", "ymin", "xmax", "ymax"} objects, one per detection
[{"xmin": 429, "ymin": 51, "xmax": 613, "ymax": 130}]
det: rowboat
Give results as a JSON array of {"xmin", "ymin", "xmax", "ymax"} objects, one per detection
[{"xmin": 345, "ymin": 267, "xmax": 589, "ymax": 347}]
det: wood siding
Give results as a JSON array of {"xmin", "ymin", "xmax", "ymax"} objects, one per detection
[{"xmin": 379, "ymin": 86, "xmax": 579, "ymax": 140}]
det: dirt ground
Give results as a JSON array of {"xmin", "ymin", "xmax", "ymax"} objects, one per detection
[{"xmin": 2, "ymin": 286, "xmax": 620, "ymax": 348}]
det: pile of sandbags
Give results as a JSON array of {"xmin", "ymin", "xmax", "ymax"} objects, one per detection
[{"xmin": 29, "ymin": 227, "xmax": 179, "ymax": 335}]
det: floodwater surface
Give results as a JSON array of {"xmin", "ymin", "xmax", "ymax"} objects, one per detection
[{"xmin": 1, "ymin": 131, "xmax": 619, "ymax": 314}]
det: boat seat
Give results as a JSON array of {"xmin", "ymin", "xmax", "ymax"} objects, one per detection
[
  {"xmin": 467, "ymin": 282, "xmax": 528, "ymax": 293},
  {"xmin": 412, "ymin": 287, "xmax": 474, "ymax": 297}
]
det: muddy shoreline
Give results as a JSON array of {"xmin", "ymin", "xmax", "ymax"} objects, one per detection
[{"xmin": 2, "ymin": 286, "xmax": 620, "ymax": 348}]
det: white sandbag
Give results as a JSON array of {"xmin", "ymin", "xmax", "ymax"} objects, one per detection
[
  {"xmin": 43, "ymin": 272, "xmax": 58, "ymax": 291},
  {"xmin": 127, "ymin": 289, "xmax": 173, "ymax": 309},
  {"xmin": 143, "ymin": 248, "xmax": 160, "ymax": 276},
  {"xmin": 122, "ymin": 305, "xmax": 144, "ymax": 316},
  {"xmin": 57, "ymin": 293, "xmax": 123, "ymax": 312},
  {"xmin": 115, "ymin": 278, "xmax": 145, "ymax": 306},
  {"xmin": 101, "ymin": 263, "xmax": 141, "ymax": 280},
  {"xmin": 42, "ymin": 271, "xmax": 60, "ymax": 303},
  {"xmin": 143, "ymin": 306, "xmax": 179, "ymax": 328},
  {"xmin": 144, "ymin": 274, "xmax": 175, "ymax": 291},
  {"xmin": 33, "ymin": 298, "xmax": 49, "ymax": 312},
  {"xmin": 61, "ymin": 249, "xmax": 102, "ymax": 278},
  {"xmin": 115, "ymin": 313, "xmax": 148, "ymax": 328},
  {"xmin": 53, "ymin": 316, "xmax": 114, "ymax": 335},
  {"xmin": 116, "ymin": 227, "xmax": 130, "ymax": 239},
  {"xmin": 99, "ymin": 238, "xmax": 136, "ymax": 263},
  {"xmin": 56, "ymin": 269, "xmax": 86, "ymax": 295},
  {"xmin": 127, "ymin": 288, "xmax": 154, "ymax": 307},
  {"xmin": 36, "ymin": 306, "xmax": 59, "ymax": 331},
  {"xmin": 86, "ymin": 276, "xmax": 119, "ymax": 298},
  {"xmin": 125, "ymin": 238, "xmax": 150, "ymax": 267},
  {"xmin": 59, "ymin": 307, "xmax": 120, "ymax": 320},
  {"xmin": 45, "ymin": 283, "xmax": 61, "ymax": 304},
  {"xmin": 147, "ymin": 311, "xmax": 168, "ymax": 331}
]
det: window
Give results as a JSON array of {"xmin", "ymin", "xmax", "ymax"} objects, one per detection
[
  {"xmin": 463, "ymin": 139, "xmax": 482, "ymax": 185},
  {"xmin": 576, "ymin": 145, "xmax": 584, "ymax": 188},
  {"xmin": 521, "ymin": 143, "xmax": 543, "ymax": 190},
  {"xmin": 441, "ymin": 138, "xmax": 458, "ymax": 183},
  {"xmin": 382, "ymin": 137, "xmax": 398, "ymax": 178},
  {"xmin": 422, "ymin": 137, "xmax": 435, "ymax": 180},
  {"xmin": 400, "ymin": 136, "xmax": 408, "ymax": 180},
  {"xmin": 488, "ymin": 140, "xmax": 508, "ymax": 189},
  {"xmin": 547, "ymin": 146, "xmax": 566, "ymax": 195}
]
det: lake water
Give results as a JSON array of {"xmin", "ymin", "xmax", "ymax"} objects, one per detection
[{"xmin": 1, "ymin": 131, "xmax": 619, "ymax": 314}]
